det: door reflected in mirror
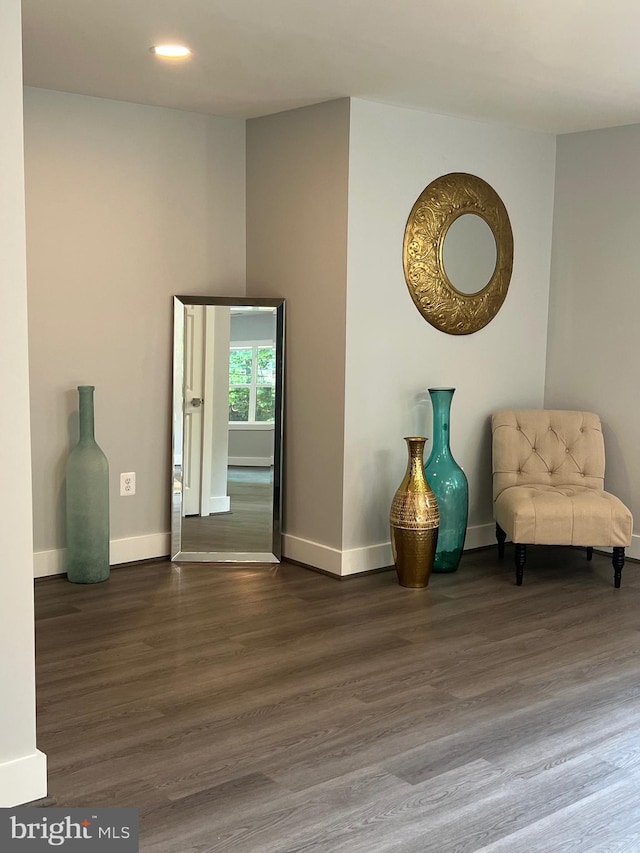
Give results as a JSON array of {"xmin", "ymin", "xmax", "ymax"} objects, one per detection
[
  {"xmin": 441, "ymin": 213, "xmax": 497, "ymax": 294},
  {"xmin": 172, "ymin": 296, "xmax": 285, "ymax": 562}
]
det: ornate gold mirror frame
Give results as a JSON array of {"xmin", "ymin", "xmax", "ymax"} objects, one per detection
[{"xmin": 403, "ymin": 172, "xmax": 513, "ymax": 335}]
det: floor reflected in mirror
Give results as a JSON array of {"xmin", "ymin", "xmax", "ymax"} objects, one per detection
[{"xmin": 181, "ymin": 465, "xmax": 273, "ymax": 552}]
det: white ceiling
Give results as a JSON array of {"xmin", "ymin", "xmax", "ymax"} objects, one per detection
[{"xmin": 20, "ymin": 0, "xmax": 640, "ymax": 134}]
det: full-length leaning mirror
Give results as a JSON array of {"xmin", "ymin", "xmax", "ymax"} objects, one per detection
[{"xmin": 171, "ymin": 296, "xmax": 285, "ymax": 562}]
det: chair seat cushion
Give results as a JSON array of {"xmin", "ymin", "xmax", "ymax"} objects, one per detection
[{"xmin": 495, "ymin": 484, "xmax": 632, "ymax": 546}]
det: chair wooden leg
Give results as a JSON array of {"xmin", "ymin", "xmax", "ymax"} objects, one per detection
[
  {"xmin": 586, "ymin": 547, "xmax": 593, "ymax": 561},
  {"xmin": 514, "ymin": 543, "xmax": 526, "ymax": 586},
  {"xmin": 612, "ymin": 547, "xmax": 625, "ymax": 589},
  {"xmin": 496, "ymin": 524, "xmax": 506, "ymax": 559}
]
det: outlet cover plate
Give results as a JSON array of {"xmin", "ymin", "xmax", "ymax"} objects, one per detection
[{"xmin": 120, "ymin": 472, "xmax": 136, "ymax": 496}]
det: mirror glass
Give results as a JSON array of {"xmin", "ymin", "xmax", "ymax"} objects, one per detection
[
  {"xmin": 442, "ymin": 213, "xmax": 497, "ymax": 294},
  {"xmin": 171, "ymin": 296, "xmax": 285, "ymax": 562}
]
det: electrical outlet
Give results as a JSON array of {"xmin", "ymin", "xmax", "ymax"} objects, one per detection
[{"xmin": 120, "ymin": 472, "xmax": 136, "ymax": 496}]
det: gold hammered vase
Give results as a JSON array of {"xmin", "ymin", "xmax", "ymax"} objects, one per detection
[{"xmin": 390, "ymin": 437, "xmax": 440, "ymax": 588}]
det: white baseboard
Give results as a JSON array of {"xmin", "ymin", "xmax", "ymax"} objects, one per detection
[
  {"xmin": 31, "ymin": 523, "xmax": 507, "ymax": 579},
  {"xmin": 627, "ymin": 534, "xmax": 640, "ymax": 561},
  {"xmin": 464, "ymin": 522, "xmax": 498, "ymax": 551},
  {"xmin": 283, "ymin": 523, "xmax": 497, "ymax": 578},
  {"xmin": 282, "ymin": 535, "xmax": 343, "ymax": 575},
  {"xmin": 453, "ymin": 524, "xmax": 640, "ymax": 561},
  {"xmin": 33, "ymin": 548, "xmax": 66, "ymax": 578},
  {"xmin": 479, "ymin": 528, "xmax": 640, "ymax": 562},
  {"xmin": 341, "ymin": 542, "xmax": 393, "ymax": 576},
  {"xmin": 590, "ymin": 533, "xmax": 640, "ymax": 562},
  {"xmin": 111, "ymin": 533, "xmax": 170, "ymax": 565},
  {"xmin": 33, "ymin": 532, "xmax": 171, "ymax": 579},
  {"xmin": 207, "ymin": 495, "xmax": 231, "ymax": 514},
  {"xmin": 0, "ymin": 749, "xmax": 47, "ymax": 808},
  {"xmin": 228, "ymin": 457, "xmax": 273, "ymax": 467},
  {"xmin": 282, "ymin": 535, "xmax": 395, "ymax": 578}
]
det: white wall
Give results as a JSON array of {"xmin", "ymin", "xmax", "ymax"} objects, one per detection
[
  {"xmin": 546, "ymin": 124, "xmax": 640, "ymax": 556},
  {"xmin": 228, "ymin": 428, "xmax": 275, "ymax": 466},
  {"xmin": 0, "ymin": 0, "xmax": 47, "ymax": 806},
  {"xmin": 24, "ymin": 88, "xmax": 246, "ymax": 577},
  {"xmin": 342, "ymin": 100, "xmax": 557, "ymax": 572},
  {"xmin": 230, "ymin": 312, "xmax": 276, "ymax": 342}
]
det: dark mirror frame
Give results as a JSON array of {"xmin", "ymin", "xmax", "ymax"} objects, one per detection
[{"xmin": 171, "ymin": 295, "xmax": 285, "ymax": 562}]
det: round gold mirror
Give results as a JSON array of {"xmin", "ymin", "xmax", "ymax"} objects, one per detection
[{"xmin": 403, "ymin": 172, "xmax": 513, "ymax": 335}]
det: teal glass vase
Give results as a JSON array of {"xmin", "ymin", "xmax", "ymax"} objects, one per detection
[
  {"xmin": 66, "ymin": 386, "xmax": 110, "ymax": 583},
  {"xmin": 424, "ymin": 388, "xmax": 468, "ymax": 572}
]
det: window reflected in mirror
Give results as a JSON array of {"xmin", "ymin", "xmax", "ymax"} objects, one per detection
[{"xmin": 229, "ymin": 343, "xmax": 276, "ymax": 422}]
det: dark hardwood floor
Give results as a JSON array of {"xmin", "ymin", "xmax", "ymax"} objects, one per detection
[{"xmin": 34, "ymin": 546, "xmax": 640, "ymax": 852}]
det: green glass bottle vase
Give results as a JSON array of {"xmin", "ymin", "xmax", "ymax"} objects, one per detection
[
  {"xmin": 424, "ymin": 388, "xmax": 468, "ymax": 573},
  {"xmin": 66, "ymin": 385, "xmax": 110, "ymax": 583}
]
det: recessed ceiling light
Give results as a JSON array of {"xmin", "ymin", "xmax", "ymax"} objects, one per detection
[{"xmin": 150, "ymin": 44, "xmax": 192, "ymax": 59}]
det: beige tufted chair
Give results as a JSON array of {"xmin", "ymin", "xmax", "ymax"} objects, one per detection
[{"xmin": 492, "ymin": 410, "xmax": 633, "ymax": 587}]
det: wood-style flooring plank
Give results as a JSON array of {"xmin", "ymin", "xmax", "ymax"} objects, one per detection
[{"xmin": 34, "ymin": 545, "xmax": 640, "ymax": 851}]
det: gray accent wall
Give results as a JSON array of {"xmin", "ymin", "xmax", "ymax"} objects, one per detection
[
  {"xmin": 546, "ymin": 124, "xmax": 640, "ymax": 551},
  {"xmin": 24, "ymin": 88, "xmax": 246, "ymax": 557},
  {"xmin": 246, "ymin": 99, "xmax": 351, "ymax": 553}
]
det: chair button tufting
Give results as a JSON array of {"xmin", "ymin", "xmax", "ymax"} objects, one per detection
[{"xmin": 532, "ymin": 448, "xmax": 537, "ymax": 453}]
